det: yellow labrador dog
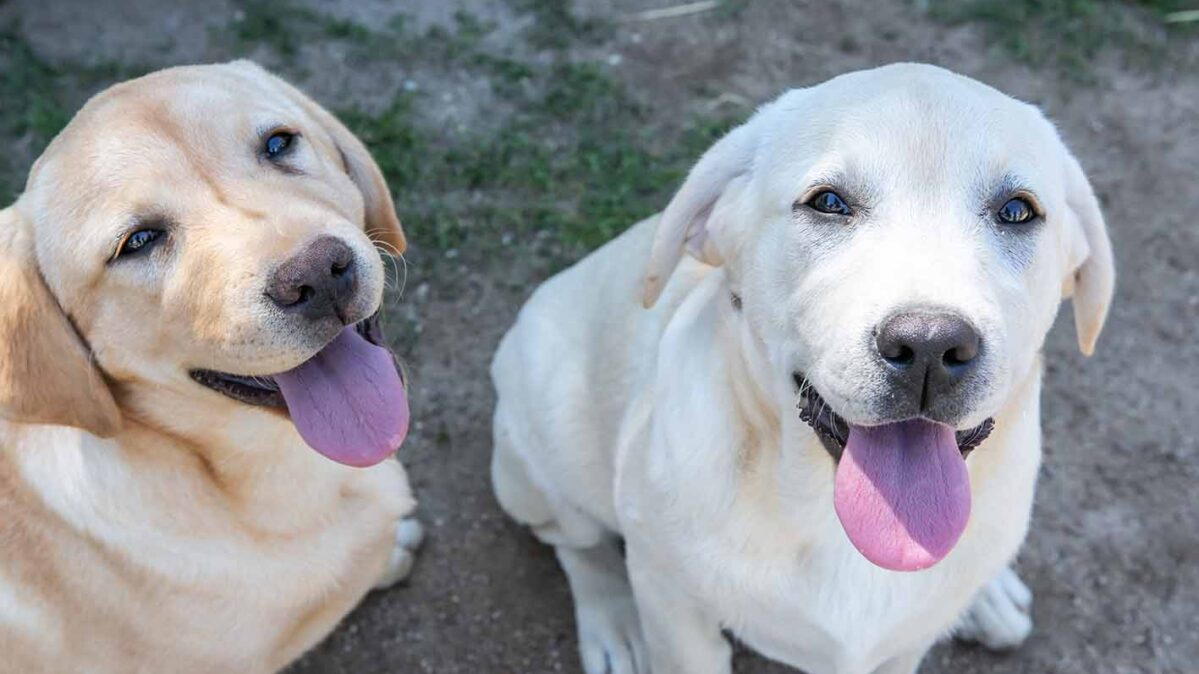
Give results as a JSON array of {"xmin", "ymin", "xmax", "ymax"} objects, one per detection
[
  {"xmin": 492, "ymin": 64, "xmax": 1114, "ymax": 674},
  {"xmin": 0, "ymin": 61, "xmax": 420, "ymax": 673}
]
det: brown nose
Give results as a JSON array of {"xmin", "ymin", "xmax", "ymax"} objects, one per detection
[
  {"xmin": 875, "ymin": 309, "xmax": 981, "ymax": 407},
  {"xmin": 266, "ymin": 236, "xmax": 358, "ymax": 323}
]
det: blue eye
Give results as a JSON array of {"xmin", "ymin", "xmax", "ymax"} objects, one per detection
[
  {"xmin": 806, "ymin": 190, "xmax": 852, "ymax": 216},
  {"xmin": 997, "ymin": 197, "xmax": 1036, "ymax": 225},
  {"xmin": 264, "ymin": 131, "xmax": 296, "ymax": 158},
  {"xmin": 115, "ymin": 229, "xmax": 164, "ymax": 259}
]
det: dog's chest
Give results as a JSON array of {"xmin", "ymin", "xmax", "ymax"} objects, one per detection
[
  {"xmin": 661, "ymin": 516, "xmax": 983, "ymax": 673},
  {"xmin": 618, "ymin": 439, "xmax": 1026, "ymax": 674},
  {"xmin": 715, "ymin": 549, "xmax": 974, "ymax": 673}
]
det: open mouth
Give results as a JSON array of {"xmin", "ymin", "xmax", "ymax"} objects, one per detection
[
  {"xmin": 792, "ymin": 372, "xmax": 993, "ymax": 459},
  {"xmin": 189, "ymin": 313, "xmax": 393, "ymax": 410},
  {"xmin": 188, "ymin": 312, "xmax": 409, "ymax": 467},
  {"xmin": 792, "ymin": 372, "xmax": 994, "ymax": 572}
]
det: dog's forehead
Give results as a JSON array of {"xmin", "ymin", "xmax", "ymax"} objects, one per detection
[
  {"xmin": 66, "ymin": 71, "xmax": 306, "ymax": 179},
  {"xmin": 760, "ymin": 65, "xmax": 1057, "ymax": 195},
  {"xmin": 24, "ymin": 66, "xmax": 317, "ymax": 228}
]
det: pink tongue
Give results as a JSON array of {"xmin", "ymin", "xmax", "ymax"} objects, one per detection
[
  {"xmin": 273, "ymin": 327, "xmax": 409, "ymax": 467},
  {"xmin": 833, "ymin": 419, "xmax": 970, "ymax": 572}
]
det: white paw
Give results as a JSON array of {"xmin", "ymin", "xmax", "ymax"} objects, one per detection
[
  {"xmin": 954, "ymin": 566, "xmax": 1033, "ymax": 650},
  {"xmin": 577, "ymin": 594, "xmax": 648, "ymax": 674},
  {"xmin": 374, "ymin": 517, "xmax": 424, "ymax": 589}
]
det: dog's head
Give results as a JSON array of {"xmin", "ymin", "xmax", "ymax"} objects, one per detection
[
  {"xmin": 643, "ymin": 64, "xmax": 1114, "ymax": 570},
  {"xmin": 0, "ymin": 61, "xmax": 410, "ymax": 466}
]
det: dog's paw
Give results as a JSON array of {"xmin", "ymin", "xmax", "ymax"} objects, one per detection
[
  {"xmin": 953, "ymin": 566, "xmax": 1033, "ymax": 650},
  {"xmin": 577, "ymin": 594, "xmax": 648, "ymax": 674},
  {"xmin": 374, "ymin": 517, "xmax": 424, "ymax": 590}
]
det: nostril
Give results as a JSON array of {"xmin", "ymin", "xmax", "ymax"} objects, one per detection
[
  {"xmin": 883, "ymin": 344, "xmax": 916, "ymax": 367},
  {"xmin": 331, "ymin": 259, "xmax": 349, "ymax": 278},
  {"xmin": 296, "ymin": 285, "xmax": 315, "ymax": 306},
  {"xmin": 270, "ymin": 283, "xmax": 315, "ymax": 308},
  {"xmin": 943, "ymin": 348, "xmax": 970, "ymax": 368},
  {"xmin": 876, "ymin": 323, "xmax": 916, "ymax": 367},
  {"xmin": 943, "ymin": 329, "xmax": 980, "ymax": 370}
]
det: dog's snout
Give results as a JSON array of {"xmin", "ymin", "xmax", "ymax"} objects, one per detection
[
  {"xmin": 875, "ymin": 310, "xmax": 981, "ymax": 407},
  {"xmin": 267, "ymin": 236, "xmax": 358, "ymax": 323}
]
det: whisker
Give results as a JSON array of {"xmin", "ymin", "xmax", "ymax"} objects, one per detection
[{"xmin": 368, "ymin": 241, "xmax": 409, "ymax": 299}]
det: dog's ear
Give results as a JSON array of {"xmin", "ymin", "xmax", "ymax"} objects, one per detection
[
  {"xmin": 246, "ymin": 61, "xmax": 407, "ymax": 257},
  {"xmin": 643, "ymin": 118, "xmax": 758, "ymax": 308},
  {"xmin": 312, "ymin": 100, "xmax": 407, "ymax": 257},
  {"xmin": 0, "ymin": 208, "xmax": 121, "ymax": 436},
  {"xmin": 1059, "ymin": 152, "xmax": 1115, "ymax": 356}
]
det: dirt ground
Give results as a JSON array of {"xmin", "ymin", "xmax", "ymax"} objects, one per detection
[{"xmin": 1, "ymin": 1, "xmax": 1196, "ymax": 673}]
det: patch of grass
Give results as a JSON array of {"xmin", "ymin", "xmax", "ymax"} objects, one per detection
[
  {"xmin": 228, "ymin": 1, "xmax": 369, "ymax": 57},
  {"xmin": 315, "ymin": 5, "xmax": 739, "ymax": 259},
  {"xmin": 0, "ymin": 31, "xmax": 67, "ymax": 140},
  {"xmin": 928, "ymin": 0, "xmax": 1188, "ymax": 78},
  {"xmin": 1134, "ymin": 0, "xmax": 1198, "ymax": 14},
  {"xmin": 340, "ymin": 56, "xmax": 735, "ymax": 260},
  {"xmin": 0, "ymin": 28, "xmax": 142, "ymax": 203},
  {"xmin": 510, "ymin": 0, "xmax": 611, "ymax": 49}
]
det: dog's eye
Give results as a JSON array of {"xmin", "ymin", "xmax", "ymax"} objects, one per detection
[
  {"xmin": 264, "ymin": 131, "xmax": 296, "ymax": 159},
  {"xmin": 997, "ymin": 197, "xmax": 1036, "ymax": 225},
  {"xmin": 806, "ymin": 190, "xmax": 852, "ymax": 216},
  {"xmin": 114, "ymin": 228, "xmax": 164, "ymax": 260}
]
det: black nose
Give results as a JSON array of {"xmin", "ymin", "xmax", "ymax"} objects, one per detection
[
  {"xmin": 266, "ymin": 236, "xmax": 357, "ymax": 322},
  {"xmin": 875, "ymin": 310, "xmax": 981, "ymax": 404}
]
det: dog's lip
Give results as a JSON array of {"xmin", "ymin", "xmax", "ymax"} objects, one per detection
[
  {"xmin": 189, "ymin": 312, "xmax": 395, "ymax": 410},
  {"xmin": 791, "ymin": 372, "xmax": 994, "ymax": 460},
  {"xmin": 189, "ymin": 369, "xmax": 286, "ymax": 409}
]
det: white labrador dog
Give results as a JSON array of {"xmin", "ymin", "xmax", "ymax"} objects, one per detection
[{"xmin": 490, "ymin": 63, "xmax": 1113, "ymax": 674}]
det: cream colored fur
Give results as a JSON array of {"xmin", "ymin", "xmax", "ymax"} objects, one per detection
[
  {"xmin": 492, "ymin": 63, "xmax": 1114, "ymax": 674},
  {"xmin": 0, "ymin": 61, "xmax": 418, "ymax": 673}
]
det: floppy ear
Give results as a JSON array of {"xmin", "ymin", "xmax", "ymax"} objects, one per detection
[
  {"xmin": 643, "ymin": 119, "xmax": 759, "ymax": 308},
  {"xmin": 246, "ymin": 61, "xmax": 407, "ymax": 256},
  {"xmin": 313, "ymin": 101, "xmax": 408, "ymax": 256},
  {"xmin": 0, "ymin": 208, "xmax": 121, "ymax": 436},
  {"xmin": 1059, "ymin": 152, "xmax": 1115, "ymax": 356}
]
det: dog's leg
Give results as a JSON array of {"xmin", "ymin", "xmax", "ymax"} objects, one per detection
[
  {"xmin": 626, "ymin": 546, "xmax": 732, "ymax": 674},
  {"xmin": 492, "ymin": 410, "xmax": 645, "ymax": 673},
  {"xmin": 373, "ymin": 517, "xmax": 424, "ymax": 589},
  {"xmin": 952, "ymin": 565, "xmax": 1033, "ymax": 650},
  {"xmin": 557, "ymin": 542, "xmax": 648, "ymax": 674}
]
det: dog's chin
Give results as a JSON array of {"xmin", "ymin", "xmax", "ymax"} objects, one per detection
[
  {"xmin": 189, "ymin": 312, "xmax": 396, "ymax": 412},
  {"xmin": 791, "ymin": 372, "xmax": 995, "ymax": 461}
]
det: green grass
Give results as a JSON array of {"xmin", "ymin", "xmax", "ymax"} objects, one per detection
[
  {"xmin": 509, "ymin": 0, "xmax": 612, "ymax": 49},
  {"xmin": 0, "ymin": 29, "xmax": 66, "ymax": 200},
  {"xmin": 928, "ymin": 0, "xmax": 1193, "ymax": 78},
  {"xmin": 228, "ymin": 0, "xmax": 370, "ymax": 57}
]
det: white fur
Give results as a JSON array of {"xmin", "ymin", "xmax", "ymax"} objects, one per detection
[{"xmin": 491, "ymin": 64, "xmax": 1113, "ymax": 674}]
